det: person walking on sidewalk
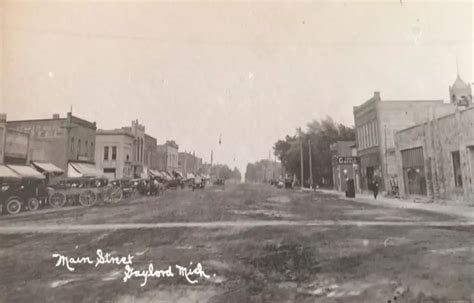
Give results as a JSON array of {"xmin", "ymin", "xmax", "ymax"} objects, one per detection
[{"xmin": 372, "ymin": 178, "xmax": 379, "ymax": 200}]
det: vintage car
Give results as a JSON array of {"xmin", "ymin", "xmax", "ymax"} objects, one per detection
[
  {"xmin": 0, "ymin": 165, "xmax": 48, "ymax": 215},
  {"xmin": 47, "ymin": 176, "xmax": 122, "ymax": 208}
]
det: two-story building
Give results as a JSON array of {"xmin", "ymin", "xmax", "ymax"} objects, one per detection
[
  {"xmin": 6, "ymin": 112, "xmax": 99, "ymax": 177},
  {"xmin": 157, "ymin": 140, "xmax": 179, "ymax": 172},
  {"xmin": 353, "ymin": 92, "xmax": 456, "ymax": 194},
  {"xmin": 95, "ymin": 120, "xmax": 149, "ymax": 179}
]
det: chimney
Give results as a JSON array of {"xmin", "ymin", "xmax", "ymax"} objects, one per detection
[
  {"xmin": 374, "ymin": 91, "xmax": 381, "ymax": 99},
  {"xmin": 52, "ymin": 113, "xmax": 60, "ymax": 119}
]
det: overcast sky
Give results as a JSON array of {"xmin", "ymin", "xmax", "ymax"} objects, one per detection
[{"xmin": 1, "ymin": 0, "xmax": 472, "ymax": 175}]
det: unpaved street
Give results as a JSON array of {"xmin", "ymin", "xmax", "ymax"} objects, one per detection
[{"xmin": 0, "ymin": 184, "xmax": 473, "ymax": 302}]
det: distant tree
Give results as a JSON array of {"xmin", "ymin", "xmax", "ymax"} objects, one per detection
[{"xmin": 273, "ymin": 116, "xmax": 355, "ymax": 187}]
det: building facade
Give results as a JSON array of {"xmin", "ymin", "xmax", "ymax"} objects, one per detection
[
  {"xmin": 395, "ymin": 106, "xmax": 474, "ymax": 204},
  {"xmin": 95, "ymin": 120, "xmax": 149, "ymax": 179},
  {"xmin": 95, "ymin": 130, "xmax": 135, "ymax": 179},
  {"xmin": 395, "ymin": 76, "xmax": 474, "ymax": 203},
  {"xmin": 6, "ymin": 112, "xmax": 97, "ymax": 175},
  {"xmin": 156, "ymin": 140, "xmax": 179, "ymax": 172},
  {"xmin": 144, "ymin": 133, "xmax": 158, "ymax": 172},
  {"xmin": 178, "ymin": 151, "xmax": 200, "ymax": 176},
  {"xmin": 0, "ymin": 114, "xmax": 30, "ymax": 165},
  {"xmin": 353, "ymin": 92, "xmax": 456, "ymax": 194}
]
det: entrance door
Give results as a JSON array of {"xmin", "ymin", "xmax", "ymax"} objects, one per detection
[{"xmin": 366, "ymin": 167, "xmax": 374, "ymax": 190}]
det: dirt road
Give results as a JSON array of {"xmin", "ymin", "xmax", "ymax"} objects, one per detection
[{"xmin": 0, "ymin": 184, "xmax": 472, "ymax": 302}]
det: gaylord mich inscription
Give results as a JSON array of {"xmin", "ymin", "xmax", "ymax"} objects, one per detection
[{"xmin": 52, "ymin": 249, "xmax": 213, "ymax": 287}]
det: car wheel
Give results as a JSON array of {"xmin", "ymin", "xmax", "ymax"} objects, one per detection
[
  {"xmin": 27, "ymin": 198, "xmax": 40, "ymax": 211},
  {"xmin": 6, "ymin": 198, "xmax": 22, "ymax": 215},
  {"xmin": 49, "ymin": 192, "xmax": 67, "ymax": 208},
  {"xmin": 79, "ymin": 190, "xmax": 97, "ymax": 207}
]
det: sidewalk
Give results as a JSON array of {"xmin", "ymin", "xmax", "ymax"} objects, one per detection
[{"xmin": 318, "ymin": 189, "xmax": 474, "ymax": 221}]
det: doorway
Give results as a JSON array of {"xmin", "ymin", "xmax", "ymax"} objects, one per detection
[{"xmin": 366, "ymin": 166, "xmax": 374, "ymax": 190}]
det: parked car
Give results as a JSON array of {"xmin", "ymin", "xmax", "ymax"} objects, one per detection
[{"xmin": 1, "ymin": 178, "xmax": 48, "ymax": 215}]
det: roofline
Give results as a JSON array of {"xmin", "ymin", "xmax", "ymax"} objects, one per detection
[{"xmin": 96, "ymin": 130, "xmax": 134, "ymax": 138}]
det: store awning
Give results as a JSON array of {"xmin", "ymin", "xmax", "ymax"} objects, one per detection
[
  {"xmin": 31, "ymin": 162, "xmax": 64, "ymax": 175},
  {"xmin": 161, "ymin": 171, "xmax": 172, "ymax": 181},
  {"xmin": 187, "ymin": 173, "xmax": 195, "ymax": 179},
  {"xmin": 0, "ymin": 165, "xmax": 20, "ymax": 179},
  {"xmin": 7, "ymin": 165, "xmax": 45, "ymax": 179},
  {"xmin": 149, "ymin": 170, "xmax": 163, "ymax": 178},
  {"xmin": 68, "ymin": 162, "xmax": 103, "ymax": 178}
]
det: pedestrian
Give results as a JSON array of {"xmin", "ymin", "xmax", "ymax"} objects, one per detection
[{"xmin": 372, "ymin": 178, "xmax": 379, "ymax": 199}]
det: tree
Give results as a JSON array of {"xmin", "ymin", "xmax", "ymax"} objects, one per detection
[{"xmin": 273, "ymin": 116, "xmax": 355, "ymax": 187}]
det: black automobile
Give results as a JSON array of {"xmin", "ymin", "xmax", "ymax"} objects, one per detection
[{"xmin": 1, "ymin": 177, "xmax": 48, "ymax": 215}]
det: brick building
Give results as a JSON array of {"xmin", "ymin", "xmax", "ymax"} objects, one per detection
[
  {"xmin": 157, "ymin": 140, "xmax": 179, "ymax": 172},
  {"xmin": 0, "ymin": 114, "xmax": 30, "ymax": 165},
  {"xmin": 395, "ymin": 76, "xmax": 473, "ymax": 204},
  {"xmin": 353, "ymin": 92, "xmax": 456, "ymax": 194},
  {"xmin": 6, "ymin": 112, "xmax": 98, "ymax": 176},
  {"xmin": 144, "ymin": 134, "xmax": 158, "ymax": 172},
  {"xmin": 178, "ymin": 151, "xmax": 199, "ymax": 176}
]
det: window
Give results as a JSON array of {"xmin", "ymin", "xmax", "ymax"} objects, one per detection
[
  {"xmin": 104, "ymin": 146, "xmax": 109, "ymax": 161},
  {"xmin": 78, "ymin": 139, "xmax": 81, "ymax": 155},
  {"xmin": 71, "ymin": 137, "xmax": 75, "ymax": 153},
  {"xmin": 374, "ymin": 122, "xmax": 378, "ymax": 145},
  {"xmin": 112, "ymin": 146, "xmax": 117, "ymax": 160},
  {"xmin": 452, "ymin": 151, "xmax": 463, "ymax": 187},
  {"xmin": 91, "ymin": 142, "xmax": 94, "ymax": 157},
  {"xmin": 85, "ymin": 140, "xmax": 89, "ymax": 156},
  {"xmin": 368, "ymin": 123, "xmax": 373, "ymax": 147}
]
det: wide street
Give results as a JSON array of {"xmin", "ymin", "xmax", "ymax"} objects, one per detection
[{"xmin": 0, "ymin": 183, "xmax": 473, "ymax": 303}]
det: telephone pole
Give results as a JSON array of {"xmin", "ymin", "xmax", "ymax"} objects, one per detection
[
  {"xmin": 308, "ymin": 139, "xmax": 313, "ymax": 189},
  {"xmin": 300, "ymin": 139, "xmax": 304, "ymax": 189}
]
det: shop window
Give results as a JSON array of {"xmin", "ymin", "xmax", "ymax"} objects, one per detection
[{"xmin": 452, "ymin": 151, "xmax": 462, "ymax": 187}]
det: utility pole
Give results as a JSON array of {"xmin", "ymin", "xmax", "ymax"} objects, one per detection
[
  {"xmin": 300, "ymin": 139, "xmax": 304, "ymax": 189},
  {"xmin": 308, "ymin": 139, "xmax": 313, "ymax": 189}
]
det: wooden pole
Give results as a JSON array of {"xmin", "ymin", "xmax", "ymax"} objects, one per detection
[
  {"xmin": 308, "ymin": 139, "xmax": 313, "ymax": 189},
  {"xmin": 300, "ymin": 139, "xmax": 304, "ymax": 189}
]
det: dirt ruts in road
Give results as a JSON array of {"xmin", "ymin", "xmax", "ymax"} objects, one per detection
[{"xmin": 0, "ymin": 219, "xmax": 473, "ymax": 234}]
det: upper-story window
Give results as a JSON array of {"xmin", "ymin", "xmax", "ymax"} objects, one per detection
[
  {"xmin": 85, "ymin": 140, "xmax": 89, "ymax": 156},
  {"xmin": 78, "ymin": 139, "xmax": 81, "ymax": 155},
  {"xmin": 71, "ymin": 137, "xmax": 75, "ymax": 153},
  {"xmin": 112, "ymin": 146, "xmax": 117, "ymax": 161},
  {"xmin": 104, "ymin": 146, "xmax": 109, "ymax": 161}
]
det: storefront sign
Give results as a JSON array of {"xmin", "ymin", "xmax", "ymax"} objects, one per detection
[{"xmin": 337, "ymin": 156, "xmax": 359, "ymax": 165}]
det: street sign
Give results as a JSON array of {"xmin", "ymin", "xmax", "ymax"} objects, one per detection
[{"xmin": 337, "ymin": 156, "xmax": 359, "ymax": 165}]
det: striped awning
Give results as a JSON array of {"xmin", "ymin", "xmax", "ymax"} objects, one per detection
[
  {"xmin": 31, "ymin": 162, "xmax": 64, "ymax": 174},
  {"xmin": 0, "ymin": 165, "xmax": 20, "ymax": 179},
  {"xmin": 7, "ymin": 165, "xmax": 45, "ymax": 179},
  {"xmin": 68, "ymin": 162, "xmax": 103, "ymax": 178}
]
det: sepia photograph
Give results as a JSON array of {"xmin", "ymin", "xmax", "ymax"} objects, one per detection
[{"xmin": 0, "ymin": 0, "xmax": 473, "ymax": 302}]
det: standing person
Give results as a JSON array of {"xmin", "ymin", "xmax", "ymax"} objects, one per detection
[{"xmin": 372, "ymin": 178, "xmax": 379, "ymax": 200}]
